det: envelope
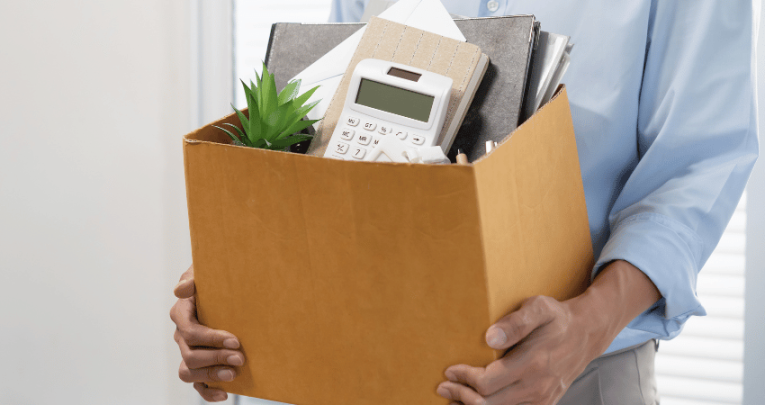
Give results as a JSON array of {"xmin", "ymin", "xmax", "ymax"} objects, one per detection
[{"xmin": 291, "ymin": 0, "xmax": 466, "ymax": 123}]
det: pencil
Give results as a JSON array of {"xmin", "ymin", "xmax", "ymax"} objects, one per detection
[{"xmin": 456, "ymin": 149, "xmax": 469, "ymax": 165}]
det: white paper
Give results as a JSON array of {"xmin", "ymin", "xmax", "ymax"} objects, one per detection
[
  {"xmin": 532, "ymin": 32, "xmax": 570, "ymax": 112},
  {"xmin": 292, "ymin": 0, "xmax": 466, "ymax": 123},
  {"xmin": 540, "ymin": 50, "xmax": 571, "ymax": 107}
]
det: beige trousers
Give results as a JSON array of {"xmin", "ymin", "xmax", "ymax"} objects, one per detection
[{"xmin": 558, "ymin": 339, "xmax": 659, "ymax": 405}]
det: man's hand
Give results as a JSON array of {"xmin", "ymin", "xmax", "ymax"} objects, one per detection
[
  {"xmin": 436, "ymin": 295, "xmax": 594, "ymax": 405},
  {"xmin": 436, "ymin": 260, "xmax": 661, "ymax": 405},
  {"xmin": 170, "ymin": 265, "xmax": 245, "ymax": 402}
]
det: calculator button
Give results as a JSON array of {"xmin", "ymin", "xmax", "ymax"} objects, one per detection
[
  {"xmin": 395, "ymin": 131, "xmax": 408, "ymax": 140},
  {"xmin": 357, "ymin": 133, "xmax": 372, "ymax": 146},
  {"xmin": 372, "ymin": 137, "xmax": 381, "ymax": 146},
  {"xmin": 340, "ymin": 128, "xmax": 355, "ymax": 140},
  {"xmin": 362, "ymin": 121, "xmax": 377, "ymax": 131},
  {"xmin": 333, "ymin": 142, "xmax": 350, "ymax": 155},
  {"xmin": 378, "ymin": 125, "xmax": 393, "ymax": 135},
  {"xmin": 410, "ymin": 135, "xmax": 425, "ymax": 145},
  {"xmin": 351, "ymin": 147, "xmax": 366, "ymax": 159},
  {"xmin": 346, "ymin": 117, "xmax": 360, "ymax": 127},
  {"xmin": 331, "ymin": 155, "xmax": 345, "ymax": 160}
]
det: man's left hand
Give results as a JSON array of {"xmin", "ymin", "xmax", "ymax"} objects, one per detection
[{"xmin": 436, "ymin": 295, "xmax": 601, "ymax": 405}]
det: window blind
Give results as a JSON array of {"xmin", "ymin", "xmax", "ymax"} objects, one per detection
[{"xmin": 656, "ymin": 193, "xmax": 747, "ymax": 404}]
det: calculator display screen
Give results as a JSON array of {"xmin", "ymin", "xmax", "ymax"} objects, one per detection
[{"xmin": 355, "ymin": 79, "xmax": 434, "ymax": 122}]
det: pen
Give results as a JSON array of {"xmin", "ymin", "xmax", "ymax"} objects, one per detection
[{"xmin": 456, "ymin": 149, "xmax": 469, "ymax": 165}]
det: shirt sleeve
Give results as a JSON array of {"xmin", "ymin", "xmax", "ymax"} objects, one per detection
[
  {"xmin": 328, "ymin": 0, "xmax": 369, "ymax": 23},
  {"xmin": 594, "ymin": 1, "xmax": 759, "ymax": 338}
]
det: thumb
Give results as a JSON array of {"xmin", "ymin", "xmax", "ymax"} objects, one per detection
[
  {"xmin": 485, "ymin": 296, "xmax": 557, "ymax": 350},
  {"xmin": 174, "ymin": 265, "xmax": 196, "ymax": 299}
]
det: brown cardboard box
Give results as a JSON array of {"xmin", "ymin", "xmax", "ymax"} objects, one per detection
[{"xmin": 183, "ymin": 87, "xmax": 592, "ymax": 405}]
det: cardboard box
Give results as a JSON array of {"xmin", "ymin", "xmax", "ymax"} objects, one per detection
[{"xmin": 183, "ymin": 87, "xmax": 592, "ymax": 405}]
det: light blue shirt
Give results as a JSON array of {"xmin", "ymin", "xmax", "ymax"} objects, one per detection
[{"xmin": 330, "ymin": 0, "xmax": 759, "ymax": 353}]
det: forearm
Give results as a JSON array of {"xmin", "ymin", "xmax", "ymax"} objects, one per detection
[{"xmin": 566, "ymin": 260, "xmax": 661, "ymax": 357}]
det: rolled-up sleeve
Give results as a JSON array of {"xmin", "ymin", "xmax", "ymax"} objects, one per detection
[{"xmin": 594, "ymin": 1, "xmax": 759, "ymax": 339}]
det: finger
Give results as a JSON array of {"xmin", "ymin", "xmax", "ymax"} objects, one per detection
[
  {"xmin": 193, "ymin": 382, "xmax": 228, "ymax": 402},
  {"xmin": 481, "ymin": 376, "xmax": 555, "ymax": 405},
  {"xmin": 171, "ymin": 297, "xmax": 240, "ymax": 349},
  {"xmin": 179, "ymin": 361, "xmax": 237, "ymax": 383},
  {"xmin": 174, "ymin": 265, "xmax": 196, "ymax": 299},
  {"xmin": 178, "ymin": 333, "xmax": 245, "ymax": 369},
  {"xmin": 437, "ymin": 381, "xmax": 487, "ymax": 405},
  {"xmin": 486, "ymin": 296, "xmax": 558, "ymax": 350},
  {"xmin": 445, "ymin": 361, "xmax": 522, "ymax": 397},
  {"xmin": 170, "ymin": 295, "xmax": 197, "ymax": 328}
]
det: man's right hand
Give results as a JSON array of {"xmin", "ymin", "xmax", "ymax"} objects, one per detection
[{"xmin": 170, "ymin": 265, "xmax": 245, "ymax": 402}]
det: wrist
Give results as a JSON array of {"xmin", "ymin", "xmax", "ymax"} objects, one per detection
[
  {"xmin": 564, "ymin": 287, "xmax": 616, "ymax": 359},
  {"xmin": 564, "ymin": 260, "xmax": 661, "ymax": 358}
]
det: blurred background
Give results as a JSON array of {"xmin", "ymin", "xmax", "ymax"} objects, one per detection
[{"xmin": 0, "ymin": 1, "xmax": 763, "ymax": 404}]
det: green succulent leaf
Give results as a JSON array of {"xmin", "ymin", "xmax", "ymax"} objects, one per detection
[
  {"xmin": 250, "ymin": 80, "xmax": 261, "ymax": 112},
  {"xmin": 213, "ymin": 125, "xmax": 245, "ymax": 146},
  {"xmin": 231, "ymin": 104, "xmax": 249, "ymax": 131},
  {"xmin": 291, "ymin": 85, "xmax": 320, "ymax": 110},
  {"xmin": 242, "ymin": 80, "xmax": 258, "ymax": 110},
  {"xmin": 290, "ymin": 100, "xmax": 321, "ymax": 125},
  {"xmin": 222, "ymin": 123, "xmax": 248, "ymax": 145},
  {"xmin": 260, "ymin": 71, "xmax": 278, "ymax": 121},
  {"xmin": 242, "ymin": 89, "xmax": 262, "ymax": 143},
  {"xmin": 216, "ymin": 63, "xmax": 322, "ymax": 151},
  {"xmin": 277, "ymin": 119, "xmax": 320, "ymax": 140},
  {"xmin": 253, "ymin": 138, "xmax": 267, "ymax": 148},
  {"xmin": 234, "ymin": 105, "xmax": 261, "ymax": 144},
  {"xmin": 278, "ymin": 79, "xmax": 301, "ymax": 106},
  {"xmin": 264, "ymin": 110, "xmax": 285, "ymax": 141}
]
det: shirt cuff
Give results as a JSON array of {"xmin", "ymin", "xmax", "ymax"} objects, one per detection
[{"xmin": 593, "ymin": 212, "xmax": 707, "ymax": 322}]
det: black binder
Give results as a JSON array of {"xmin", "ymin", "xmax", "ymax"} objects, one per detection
[{"xmin": 265, "ymin": 16, "xmax": 539, "ymax": 162}]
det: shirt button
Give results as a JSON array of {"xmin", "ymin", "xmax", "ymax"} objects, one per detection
[{"xmin": 487, "ymin": 0, "xmax": 499, "ymax": 12}]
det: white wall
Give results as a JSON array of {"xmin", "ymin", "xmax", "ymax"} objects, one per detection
[{"xmin": 0, "ymin": 1, "xmax": 194, "ymax": 404}]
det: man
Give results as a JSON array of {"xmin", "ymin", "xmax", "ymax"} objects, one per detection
[{"xmin": 170, "ymin": 1, "xmax": 758, "ymax": 403}]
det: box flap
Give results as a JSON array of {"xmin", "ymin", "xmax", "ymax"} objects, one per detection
[{"xmin": 474, "ymin": 86, "xmax": 592, "ymax": 326}]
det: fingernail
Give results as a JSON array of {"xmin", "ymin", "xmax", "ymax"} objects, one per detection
[
  {"xmin": 215, "ymin": 392, "xmax": 227, "ymax": 401},
  {"xmin": 218, "ymin": 369, "xmax": 235, "ymax": 381},
  {"xmin": 486, "ymin": 326, "xmax": 507, "ymax": 348},
  {"xmin": 175, "ymin": 280, "xmax": 188, "ymax": 290},
  {"xmin": 444, "ymin": 370, "xmax": 457, "ymax": 381},
  {"xmin": 436, "ymin": 386, "xmax": 452, "ymax": 400},
  {"xmin": 227, "ymin": 354, "xmax": 244, "ymax": 366},
  {"xmin": 223, "ymin": 338, "xmax": 240, "ymax": 349}
]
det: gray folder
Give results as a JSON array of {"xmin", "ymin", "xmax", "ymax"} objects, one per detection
[{"xmin": 265, "ymin": 16, "xmax": 539, "ymax": 162}]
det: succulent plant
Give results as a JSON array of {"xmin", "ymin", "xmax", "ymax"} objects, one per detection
[{"xmin": 215, "ymin": 63, "xmax": 320, "ymax": 150}]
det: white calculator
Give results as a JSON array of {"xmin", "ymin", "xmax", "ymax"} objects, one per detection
[{"xmin": 324, "ymin": 59, "xmax": 453, "ymax": 162}]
